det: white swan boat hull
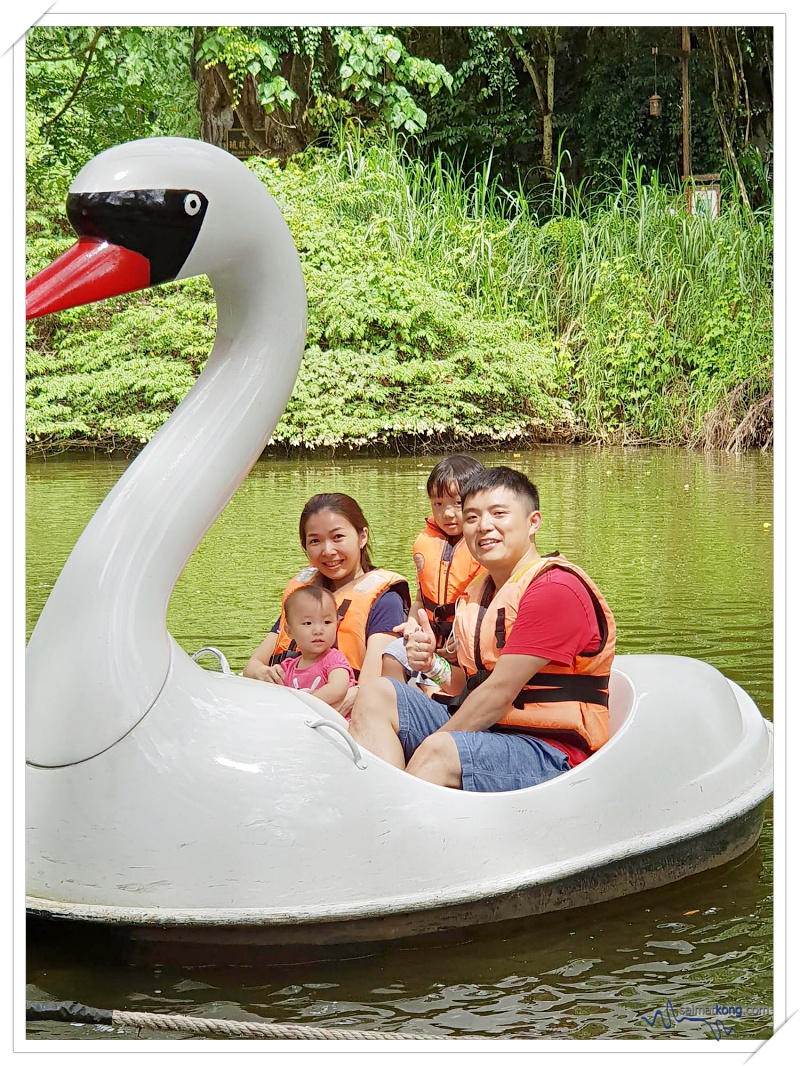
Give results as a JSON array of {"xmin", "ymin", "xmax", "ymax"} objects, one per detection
[
  {"xmin": 26, "ymin": 650, "xmax": 772, "ymax": 946},
  {"xmin": 24, "ymin": 139, "xmax": 772, "ymax": 952}
]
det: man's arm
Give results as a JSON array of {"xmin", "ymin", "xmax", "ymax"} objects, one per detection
[
  {"xmin": 436, "ymin": 653, "xmax": 550, "ymax": 733},
  {"xmin": 442, "ymin": 572, "xmax": 597, "ymax": 729}
]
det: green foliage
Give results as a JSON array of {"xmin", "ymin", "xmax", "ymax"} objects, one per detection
[
  {"xmin": 26, "ymin": 143, "xmax": 568, "ymax": 452},
  {"xmin": 275, "ymin": 262, "xmax": 566, "ymax": 448},
  {"xmin": 333, "ymin": 27, "xmax": 453, "ymax": 134},
  {"xmin": 195, "ymin": 26, "xmax": 300, "ymax": 112},
  {"xmin": 195, "ymin": 26, "xmax": 452, "ymax": 137},
  {"xmin": 23, "ymin": 24, "xmax": 773, "ymax": 453},
  {"xmin": 571, "ymin": 37, "xmax": 681, "ymax": 177},
  {"xmin": 26, "ymin": 25, "xmax": 198, "ymax": 206},
  {"xmin": 423, "ymin": 26, "xmax": 535, "ymax": 162},
  {"xmin": 26, "ymin": 282, "xmax": 213, "ymax": 449},
  {"xmin": 545, "ymin": 154, "xmax": 773, "ymax": 442},
  {"xmin": 418, "ymin": 25, "xmax": 771, "ymax": 211},
  {"xmin": 26, "ymin": 135, "xmax": 771, "ymax": 453}
]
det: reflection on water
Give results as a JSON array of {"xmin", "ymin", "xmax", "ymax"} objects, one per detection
[{"xmin": 25, "ymin": 446, "xmax": 773, "ymax": 1040}]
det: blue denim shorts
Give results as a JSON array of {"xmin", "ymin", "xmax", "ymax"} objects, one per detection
[{"xmin": 389, "ymin": 679, "xmax": 570, "ymax": 793}]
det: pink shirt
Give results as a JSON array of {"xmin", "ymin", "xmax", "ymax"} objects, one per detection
[{"xmin": 281, "ymin": 648, "xmax": 355, "ymax": 701}]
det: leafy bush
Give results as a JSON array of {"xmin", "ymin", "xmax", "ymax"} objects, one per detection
[{"xmin": 26, "ymin": 141, "xmax": 772, "ymax": 453}]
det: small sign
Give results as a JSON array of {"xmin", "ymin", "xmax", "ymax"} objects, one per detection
[
  {"xmin": 225, "ymin": 125, "xmax": 263, "ymax": 160},
  {"xmin": 685, "ymin": 174, "xmax": 721, "ymax": 219}
]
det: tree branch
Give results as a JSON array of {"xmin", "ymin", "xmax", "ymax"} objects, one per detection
[
  {"xmin": 41, "ymin": 27, "xmax": 105, "ymax": 128},
  {"xmin": 733, "ymin": 30, "xmax": 751, "ymax": 146},
  {"xmin": 507, "ymin": 31, "xmax": 546, "ymax": 112},
  {"xmin": 707, "ymin": 27, "xmax": 752, "ymax": 219},
  {"xmin": 27, "ymin": 54, "xmax": 92, "ymax": 63}
]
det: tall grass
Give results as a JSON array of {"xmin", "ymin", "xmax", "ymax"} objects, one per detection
[
  {"xmin": 317, "ymin": 135, "xmax": 771, "ymax": 314},
  {"xmin": 305, "ymin": 134, "xmax": 772, "ymax": 444}
]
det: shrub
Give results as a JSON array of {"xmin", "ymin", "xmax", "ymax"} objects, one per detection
[{"xmin": 26, "ymin": 142, "xmax": 772, "ymax": 452}]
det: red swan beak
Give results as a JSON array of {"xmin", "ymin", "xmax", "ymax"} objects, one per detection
[{"xmin": 26, "ymin": 237, "xmax": 151, "ymax": 319}]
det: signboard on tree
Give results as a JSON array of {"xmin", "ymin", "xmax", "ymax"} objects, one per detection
[{"xmin": 225, "ymin": 125, "xmax": 263, "ymax": 160}]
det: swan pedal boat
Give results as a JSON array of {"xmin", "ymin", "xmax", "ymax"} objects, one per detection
[{"xmin": 25, "ymin": 138, "xmax": 773, "ymax": 950}]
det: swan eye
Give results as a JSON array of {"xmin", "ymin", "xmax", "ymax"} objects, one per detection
[{"xmin": 184, "ymin": 193, "xmax": 202, "ymax": 216}]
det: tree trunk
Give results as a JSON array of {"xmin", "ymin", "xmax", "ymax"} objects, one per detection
[
  {"xmin": 508, "ymin": 29, "xmax": 559, "ymax": 175},
  {"xmin": 707, "ymin": 27, "xmax": 753, "ymax": 218},
  {"xmin": 191, "ymin": 29, "xmax": 311, "ymax": 162},
  {"xmin": 192, "ymin": 31, "xmax": 234, "ymax": 149},
  {"xmin": 543, "ymin": 42, "xmax": 556, "ymax": 172},
  {"xmin": 260, "ymin": 52, "xmax": 311, "ymax": 161},
  {"xmin": 231, "ymin": 73, "xmax": 268, "ymax": 154},
  {"xmin": 680, "ymin": 27, "xmax": 691, "ymax": 181}
]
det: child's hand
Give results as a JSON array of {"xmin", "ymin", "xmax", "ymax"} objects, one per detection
[
  {"xmin": 337, "ymin": 684, "xmax": 359, "ymax": 717},
  {"xmin": 392, "ymin": 616, "xmax": 424, "ymax": 641},
  {"xmin": 259, "ymin": 663, "xmax": 287, "ymax": 686},
  {"xmin": 406, "ymin": 610, "xmax": 436, "ymax": 674}
]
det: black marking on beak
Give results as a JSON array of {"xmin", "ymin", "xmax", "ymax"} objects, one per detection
[{"xmin": 66, "ymin": 189, "xmax": 209, "ymax": 285}]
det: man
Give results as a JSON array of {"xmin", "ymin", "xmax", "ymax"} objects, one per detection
[{"xmin": 349, "ymin": 467, "xmax": 616, "ymax": 791}]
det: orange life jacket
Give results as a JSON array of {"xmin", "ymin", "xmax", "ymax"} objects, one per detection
[
  {"xmin": 271, "ymin": 567, "xmax": 411, "ymax": 675},
  {"xmin": 413, "ymin": 518, "xmax": 484, "ymax": 645},
  {"xmin": 454, "ymin": 553, "xmax": 616, "ymax": 752}
]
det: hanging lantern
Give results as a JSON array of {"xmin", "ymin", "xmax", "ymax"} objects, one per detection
[{"xmin": 649, "ymin": 47, "xmax": 661, "ymax": 117}]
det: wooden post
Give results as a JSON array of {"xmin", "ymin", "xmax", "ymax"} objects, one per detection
[{"xmin": 681, "ymin": 27, "xmax": 692, "ymax": 181}]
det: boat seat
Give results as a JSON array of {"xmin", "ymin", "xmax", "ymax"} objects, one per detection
[{"xmin": 607, "ymin": 670, "xmax": 635, "ymax": 738}]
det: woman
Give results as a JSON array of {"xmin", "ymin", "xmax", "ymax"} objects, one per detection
[{"xmin": 244, "ymin": 493, "xmax": 411, "ymax": 712}]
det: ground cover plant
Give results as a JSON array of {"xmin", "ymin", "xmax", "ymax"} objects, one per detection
[{"xmin": 26, "ymin": 137, "xmax": 772, "ymax": 455}]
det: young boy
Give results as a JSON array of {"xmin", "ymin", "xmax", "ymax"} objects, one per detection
[
  {"xmin": 270, "ymin": 586, "xmax": 356, "ymax": 714},
  {"xmin": 382, "ymin": 454, "xmax": 484, "ymax": 690}
]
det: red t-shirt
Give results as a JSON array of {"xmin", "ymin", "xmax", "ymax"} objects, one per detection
[{"xmin": 500, "ymin": 568, "xmax": 601, "ymax": 766}]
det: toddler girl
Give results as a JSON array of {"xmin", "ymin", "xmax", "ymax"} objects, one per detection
[{"xmin": 276, "ymin": 586, "xmax": 355, "ymax": 715}]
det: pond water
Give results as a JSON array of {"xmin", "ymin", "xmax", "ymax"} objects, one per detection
[{"xmin": 25, "ymin": 445, "xmax": 774, "ymax": 1042}]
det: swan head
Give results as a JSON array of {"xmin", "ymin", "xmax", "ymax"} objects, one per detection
[{"xmin": 27, "ymin": 137, "xmax": 291, "ymax": 318}]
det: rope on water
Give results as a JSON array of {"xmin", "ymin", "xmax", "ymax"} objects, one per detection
[
  {"xmin": 113, "ymin": 1010, "xmax": 452, "ymax": 1039},
  {"xmin": 26, "ymin": 1001, "xmax": 455, "ymax": 1040}
]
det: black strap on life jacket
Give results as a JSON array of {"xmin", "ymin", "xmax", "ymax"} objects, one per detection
[
  {"xmin": 442, "ymin": 669, "xmax": 609, "ymax": 719},
  {"xmin": 465, "ymin": 669, "xmax": 491, "ymax": 693},
  {"xmin": 494, "ymin": 608, "xmax": 507, "ymax": 649},
  {"xmin": 420, "ymin": 591, "xmax": 457, "ymax": 622},
  {"xmin": 269, "ymin": 647, "xmax": 299, "ymax": 667},
  {"xmin": 473, "ymin": 578, "xmax": 496, "ymax": 673},
  {"xmin": 512, "ymin": 671, "xmax": 610, "ymax": 708},
  {"xmin": 419, "ymin": 592, "xmax": 457, "ymax": 643},
  {"xmin": 432, "ymin": 667, "xmax": 487, "ymax": 716}
]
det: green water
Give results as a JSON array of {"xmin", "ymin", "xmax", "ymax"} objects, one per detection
[{"xmin": 25, "ymin": 445, "xmax": 773, "ymax": 1041}]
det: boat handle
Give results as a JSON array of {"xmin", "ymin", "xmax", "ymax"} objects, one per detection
[
  {"xmin": 304, "ymin": 717, "xmax": 367, "ymax": 769},
  {"xmin": 191, "ymin": 646, "xmax": 233, "ymax": 674}
]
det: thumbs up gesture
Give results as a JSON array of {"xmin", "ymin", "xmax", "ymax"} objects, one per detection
[{"xmin": 406, "ymin": 609, "xmax": 436, "ymax": 674}]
